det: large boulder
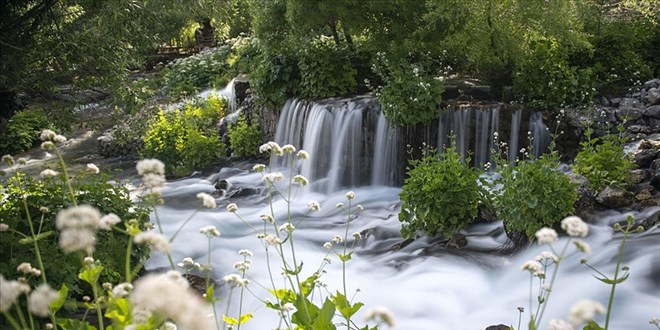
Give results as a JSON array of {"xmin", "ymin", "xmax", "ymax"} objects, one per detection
[{"xmin": 568, "ymin": 173, "xmax": 595, "ymax": 214}]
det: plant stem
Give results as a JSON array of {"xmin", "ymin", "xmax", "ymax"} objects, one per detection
[
  {"xmin": 169, "ymin": 210, "xmax": 199, "ymax": 242},
  {"xmin": 125, "ymin": 238, "xmax": 133, "ymax": 282},
  {"xmin": 92, "ymin": 283, "xmax": 105, "ymax": 330},
  {"xmin": 55, "ymin": 148, "xmax": 77, "ymax": 206},
  {"xmin": 604, "ymin": 230, "xmax": 629, "ymax": 330},
  {"xmin": 2, "ymin": 311, "xmax": 21, "ymax": 330},
  {"xmin": 22, "ymin": 198, "xmax": 48, "ymax": 284},
  {"xmin": 535, "ymin": 239, "xmax": 570, "ymax": 327}
]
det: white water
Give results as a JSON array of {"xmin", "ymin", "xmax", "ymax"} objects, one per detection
[{"xmin": 143, "ymin": 96, "xmax": 658, "ymax": 329}]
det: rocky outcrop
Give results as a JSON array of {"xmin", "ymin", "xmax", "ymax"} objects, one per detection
[{"xmin": 595, "ymin": 186, "xmax": 631, "ymax": 208}]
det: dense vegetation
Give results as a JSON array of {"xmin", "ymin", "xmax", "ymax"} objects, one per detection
[{"xmin": 1, "ymin": 0, "xmax": 657, "ymax": 129}]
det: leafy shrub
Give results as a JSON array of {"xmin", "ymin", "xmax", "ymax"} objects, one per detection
[
  {"xmin": 371, "ymin": 52, "xmax": 445, "ymax": 126},
  {"xmin": 0, "ymin": 108, "xmax": 50, "ymax": 155},
  {"xmin": 297, "ymin": 37, "xmax": 357, "ymax": 99},
  {"xmin": 399, "ymin": 145, "xmax": 486, "ymax": 239},
  {"xmin": 111, "ymin": 76, "xmax": 158, "ymax": 114},
  {"xmin": 251, "ymin": 48, "xmax": 301, "ymax": 108},
  {"xmin": 513, "ymin": 36, "xmax": 594, "ymax": 110},
  {"xmin": 228, "ymin": 115, "xmax": 262, "ymax": 158},
  {"xmin": 0, "ymin": 171, "xmax": 151, "ymax": 296},
  {"xmin": 493, "ymin": 151, "xmax": 578, "ymax": 240},
  {"xmin": 227, "ymin": 35, "xmax": 260, "ymax": 75},
  {"xmin": 142, "ymin": 98, "xmax": 226, "ymax": 175},
  {"xmin": 573, "ymin": 125, "xmax": 634, "ymax": 190},
  {"xmin": 160, "ymin": 46, "xmax": 232, "ymax": 99}
]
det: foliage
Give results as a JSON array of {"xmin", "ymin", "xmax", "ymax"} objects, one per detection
[
  {"xmin": 0, "ymin": 108, "xmax": 50, "ymax": 155},
  {"xmin": 573, "ymin": 125, "xmax": 634, "ymax": 190},
  {"xmin": 111, "ymin": 76, "xmax": 158, "ymax": 115},
  {"xmin": 0, "ymin": 171, "xmax": 150, "ymax": 297},
  {"xmin": 160, "ymin": 47, "xmax": 232, "ymax": 100},
  {"xmin": 371, "ymin": 53, "xmax": 445, "ymax": 126},
  {"xmin": 297, "ymin": 37, "xmax": 357, "ymax": 99},
  {"xmin": 513, "ymin": 36, "xmax": 595, "ymax": 110},
  {"xmin": 251, "ymin": 47, "xmax": 301, "ymax": 108},
  {"xmin": 399, "ymin": 145, "xmax": 486, "ymax": 239},
  {"xmin": 227, "ymin": 35, "xmax": 260, "ymax": 75},
  {"xmin": 142, "ymin": 97, "xmax": 226, "ymax": 175},
  {"xmin": 493, "ymin": 150, "xmax": 578, "ymax": 240},
  {"xmin": 228, "ymin": 115, "xmax": 262, "ymax": 158}
]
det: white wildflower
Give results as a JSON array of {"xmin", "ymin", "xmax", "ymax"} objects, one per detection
[
  {"xmin": 263, "ymin": 172, "xmax": 284, "ymax": 183},
  {"xmin": 297, "ymin": 150, "xmax": 309, "ymax": 160},
  {"xmin": 260, "ymin": 214, "xmax": 275, "ymax": 224},
  {"xmin": 41, "ymin": 141, "xmax": 55, "ymax": 150},
  {"xmin": 112, "ymin": 283, "xmax": 134, "ymax": 298},
  {"xmin": 345, "ymin": 191, "xmax": 356, "ymax": 200},
  {"xmin": 535, "ymin": 251, "xmax": 559, "ymax": 263},
  {"xmin": 86, "ymin": 163, "xmax": 100, "ymax": 174},
  {"xmin": 83, "ymin": 257, "xmax": 94, "ymax": 265},
  {"xmin": 40, "ymin": 129, "xmax": 56, "ymax": 141},
  {"xmin": 17, "ymin": 262, "xmax": 34, "ymax": 274},
  {"xmin": 252, "ymin": 164, "xmax": 266, "ymax": 172},
  {"xmin": 336, "ymin": 202, "xmax": 344, "ymax": 208},
  {"xmin": 308, "ymin": 200, "xmax": 321, "ymax": 212},
  {"xmin": 263, "ymin": 234, "xmax": 282, "ymax": 246},
  {"xmin": 132, "ymin": 273, "xmax": 213, "ymax": 330},
  {"xmin": 40, "ymin": 169, "xmax": 59, "ymax": 178},
  {"xmin": 17, "ymin": 157, "xmax": 28, "ymax": 165},
  {"xmin": 2, "ymin": 154, "xmax": 14, "ymax": 166},
  {"xmin": 561, "ymin": 216, "xmax": 589, "ymax": 237},
  {"xmin": 548, "ymin": 319, "xmax": 574, "ymax": 330},
  {"xmin": 102, "ymin": 282, "xmax": 112, "ymax": 290},
  {"xmin": 573, "ymin": 239, "xmax": 591, "ymax": 255},
  {"xmin": 353, "ymin": 232, "xmax": 362, "ymax": 240},
  {"xmin": 364, "ymin": 306, "xmax": 396, "ymax": 327},
  {"xmin": 238, "ymin": 249, "xmax": 253, "ymax": 257},
  {"xmin": 28, "ymin": 284, "xmax": 58, "ymax": 317},
  {"xmin": 223, "ymin": 274, "xmax": 248, "ymax": 287},
  {"xmin": 53, "ymin": 135, "xmax": 67, "ymax": 143},
  {"xmin": 56, "ymin": 205, "xmax": 102, "ymax": 253},
  {"xmin": 356, "ymin": 204, "xmax": 364, "ymax": 211},
  {"xmin": 134, "ymin": 231, "xmax": 172, "ymax": 253},
  {"xmin": 226, "ymin": 203, "xmax": 238, "ymax": 213},
  {"xmin": 323, "ymin": 242, "xmax": 333, "ymax": 249},
  {"xmin": 136, "ymin": 159, "xmax": 165, "ymax": 176},
  {"xmin": 278, "ymin": 223, "xmax": 295, "ymax": 233},
  {"xmin": 569, "ymin": 299, "xmax": 605, "ymax": 326},
  {"xmin": 142, "ymin": 173, "xmax": 166, "ymax": 188},
  {"xmin": 0, "ymin": 275, "xmax": 31, "ymax": 312},
  {"xmin": 521, "ymin": 260, "xmax": 542, "ymax": 274},
  {"xmin": 233, "ymin": 260, "xmax": 251, "ymax": 272},
  {"xmin": 293, "ymin": 175, "xmax": 309, "ymax": 186},
  {"xmin": 196, "ymin": 192, "xmax": 216, "ymax": 209},
  {"xmin": 0, "ymin": 223, "xmax": 8, "ymax": 231},
  {"xmin": 281, "ymin": 144, "xmax": 296, "ymax": 154},
  {"xmin": 59, "ymin": 228, "xmax": 96, "ymax": 253},
  {"xmin": 99, "ymin": 213, "xmax": 121, "ymax": 230},
  {"xmin": 199, "ymin": 225, "xmax": 221, "ymax": 237},
  {"xmin": 535, "ymin": 227, "xmax": 558, "ymax": 244},
  {"xmin": 332, "ymin": 235, "xmax": 343, "ymax": 244}
]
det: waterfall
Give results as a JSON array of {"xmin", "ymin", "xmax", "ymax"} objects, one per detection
[
  {"xmin": 529, "ymin": 111, "xmax": 551, "ymax": 158},
  {"xmin": 275, "ymin": 97, "xmax": 395, "ymax": 192}
]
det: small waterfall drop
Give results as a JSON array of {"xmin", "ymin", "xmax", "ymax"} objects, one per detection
[
  {"xmin": 372, "ymin": 111, "xmax": 402, "ymax": 186},
  {"xmin": 509, "ymin": 109, "xmax": 522, "ymax": 162},
  {"xmin": 529, "ymin": 112, "xmax": 551, "ymax": 158}
]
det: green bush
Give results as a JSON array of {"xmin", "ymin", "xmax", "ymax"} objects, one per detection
[
  {"xmin": 493, "ymin": 152, "xmax": 578, "ymax": 240},
  {"xmin": 228, "ymin": 115, "xmax": 262, "ymax": 158},
  {"xmin": 573, "ymin": 125, "xmax": 634, "ymax": 190},
  {"xmin": 371, "ymin": 53, "xmax": 444, "ymax": 126},
  {"xmin": 399, "ymin": 145, "xmax": 486, "ymax": 239},
  {"xmin": 160, "ymin": 46, "xmax": 232, "ymax": 99},
  {"xmin": 251, "ymin": 48, "xmax": 301, "ymax": 108},
  {"xmin": 297, "ymin": 37, "xmax": 357, "ymax": 99},
  {"xmin": 0, "ymin": 108, "xmax": 50, "ymax": 155},
  {"xmin": 0, "ymin": 171, "xmax": 151, "ymax": 297},
  {"xmin": 513, "ymin": 36, "xmax": 594, "ymax": 110},
  {"xmin": 142, "ymin": 98, "xmax": 226, "ymax": 175}
]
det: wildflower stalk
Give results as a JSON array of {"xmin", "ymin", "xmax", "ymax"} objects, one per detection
[
  {"xmin": 343, "ymin": 200, "xmax": 352, "ymax": 299},
  {"xmin": 54, "ymin": 148, "xmax": 77, "ymax": 206},
  {"xmin": 535, "ymin": 238, "xmax": 570, "ymax": 327},
  {"xmin": 92, "ymin": 282, "xmax": 105, "ymax": 330},
  {"xmin": 169, "ymin": 209, "xmax": 199, "ymax": 242},
  {"xmin": 152, "ymin": 207, "xmax": 176, "ymax": 270},
  {"xmin": 206, "ymin": 236, "xmax": 220, "ymax": 330},
  {"xmin": 15, "ymin": 299, "xmax": 28, "ymax": 329},
  {"xmin": 125, "ymin": 238, "xmax": 133, "ymax": 282},
  {"xmin": 2, "ymin": 311, "xmax": 21, "ymax": 330},
  {"xmin": 604, "ymin": 221, "xmax": 633, "ymax": 330}
]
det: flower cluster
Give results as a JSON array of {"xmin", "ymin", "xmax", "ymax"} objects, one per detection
[
  {"xmin": 136, "ymin": 158, "xmax": 166, "ymax": 189},
  {"xmin": 56, "ymin": 205, "xmax": 102, "ymax": 253},
  {"xmin": 134, "ymin": 231, "xmax": 171, "ymax": 253}
]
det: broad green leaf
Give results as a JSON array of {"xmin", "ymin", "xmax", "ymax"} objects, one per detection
[
  {"xmin": 79, "ymin": 264, "xmax": 104, "ymax": 285},
  {"xmin": 239, "ymin": 313, "xmax": 253, "ymax": 324},
  {"xmin": 57, "ymin": 319, "xmax": 97, "ymax": 330},
  {"xmin": 592, "ymin": 273, "xmax": 629, "ymax": 285},
  {"xmin": 50, "ymin": 284, "xmax": 69, "ymax": 313},
  {"xmin": 205, "ymin": 284, "xmax": 216, "ymax": 303},
  {"xmin": 583, "ymin": 320, "xmax": 605, "ymax": 330},
  {"xmin": 223, "ymin": 315, "xmax": 238, "ymax": 325},
  {"xmin": 19, "ymin": 231, "xmax": 53, "ymax": 244},
  {"xmin": 332, "ymin": 291, "xmax": 363, "ymax": 319}
]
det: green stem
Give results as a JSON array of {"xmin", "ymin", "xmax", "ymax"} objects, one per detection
[
  {"xmin": 55, "ymin": 148, "xmax": 77, "ymax": 206},
  {"xmin": 22, "ymin": 198, "xmax": 48, "ymax": 285},
  {"xmin": 223, "ymin": 288, "xmax": 234, "ymax": 330},
  {"xmin": 2, "ymin": 311, "xmax": 22, "ymax": 330},
  {"xmin": 605, "ymin": 230, "xmax": 628, "ymax": 330},
  {"xmin": 15, "ymin": 301, "xmax": 28, "ymax": 329},
  {"xmin": 535, "ymin": 238, "xmax": 570, "ymax": 328},
  {"xmin": 125, "ymin": 238, "xmax": 133, "ymax": 282},
  {"xmin": 169, "ymin": 210, "xmax": 199, "ymax": 242},
  {"xmin": 27, "ymin": 307, "xmax": 35, "ymax": 330},
  {"xmin": 207, "ymin": 237, "xmax": 220, "ymax": 330},
  {"xmin": 92, "ymin": 283, "xmax": 104, "ymax": 330}
]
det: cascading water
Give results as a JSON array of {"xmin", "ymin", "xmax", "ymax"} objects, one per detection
[
  {"xmin": 143, "ymin": 96, "xmax": 657, "ymax": 330},
  {"xmin": 529, "ymin": 111, "xmax": 551, "ymax": 158},
  {"xmin": 509, "ymin": 109, "xmax": 522, "ymax": 162}
]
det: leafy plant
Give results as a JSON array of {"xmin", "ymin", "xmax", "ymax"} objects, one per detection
[
  {"xmin": 297, "ymin": 37, "xmax": 357, "ymax": 99},
  {"xmin": 371, "ymin": 53, "xmax": 444, "ymax": 126},
  {"xmin": 573, "ymin": 125, "xmax": 634, "ymax": 191},
  {"xmin": 399, "ymin": 144, "xmax": 486, "ymax": 239},
  {"xmin": 251, "ymin": 48, "xmax": 301, "ymax": 108},
  {"xmin": 227, "ymin": 115, "xmax": 262, "ymax": 158},
  {"xmin": 142, "ymin": 98, "xmax": 226, "ymax": 175},
  {"xmin": 0, "ymin": 171, "xmax": 150, "ymax": 297},
  {"xmin": 0, "ymin": 108, "xmax": 50, "ymax": 155},
  {"xmin": 493, "ymin": 148, "xmax": 578, "ymax": 240},
  {"xmin": 513, "ymin": 35, "xmax": 594, "ymax": 110},
  {"xmin": 160, "ymin": 46, "xmax": 233, "ymax": 100}
]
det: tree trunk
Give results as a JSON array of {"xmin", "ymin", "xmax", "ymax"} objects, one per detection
[
  {"xmin": 328, "ymin": 16, "xmax": 341, "ymax": 46},
  {"xmin": 342, "ymin": 25, "xmax": 354, "ymax": 51}
]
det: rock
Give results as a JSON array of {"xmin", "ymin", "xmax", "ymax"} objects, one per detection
[
  {"xmin": 626, "ymin": 125, "xmax": 651, "ymax": 134},
  {"xmin": 610, "ymin": 98, "xmax": 621, "ymax": 107},
  {"xmin": 568, "ymin": 173, "xmax": 595, "ymax": 213},
  {"xmin": 631, "ymin": 182, "xmax": 657, "ymax": 195},
  {"xmin": 214, "ymin": 179, "xmax": 229, "ymax": 191},
  {"xmin": 226, "ymin": 187, "xmax": 260, "ymax": 198},
  {"xmin": 485, "ymin": 325, "xmax": 512, "ymax": 330},
  {"xmin": 616, "ymin": 107, "xmax": 644, "ymax": 121},
  {"xmin": 644, "ymin": 87, "xmax": 660, "ymax": 105},
  {"xmin": 651, "ymin": 173, "xmax": 660, "ymax": 190},
  {"xmin": 634, "ymin": 149, "xmax": 659, "ymax": 168},
  {"xmin": 445, "ymin": 233, "xmax": 468, "ymax": 249},
  {"xmin": 620, "ymin": 97, "xmax": 642, "ymax": 108},
  {"xmin": 595, "ymin": 186, "xmax": 631, "ymax": 208},
  {"xmin": 651, "ymin": 159, "xmax": 660, "ymax": 171},
  {"xmin": 640, "ymin": 199, "xmax": 658, "ymax": 207},
  {"xmin": 643, "ymin": 78, "xmax": 660, "ymax": 90},
  {"xmin": 635, "ymin": 189, "xmax": 652, "ymax": 201},
  {"xmin": 643, "ymin": 105, "xmax": 660, "ymax": 119},
  {"xmin": 639, "ymin": 139, "xmax": 660, "ymax": 150},
  {"xmin": 638, "ymin": 209, "xmax": 659, "ymax": 230},
  {"xmin": 442, "ymin": 85, "xmax": 460, "ymax": 100},
  {"xmin": 476, "ymin": 204, "xmax": 498, "ymax": 223},
  {"xmin": 468, "ymin": 85, "xmax": 491, "ymax": 100},
  {"xmin": 629, "ymin": 169, "xmax": 652, "ymax": 184}
]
